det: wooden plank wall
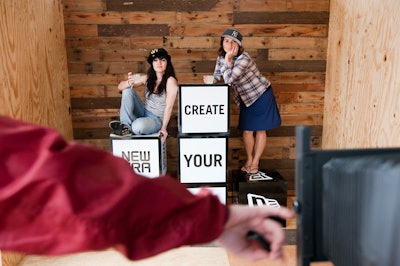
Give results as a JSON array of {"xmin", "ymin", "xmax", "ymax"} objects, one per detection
[
  {"xmin": 0, "ymin": 0, "xmax": 73, "ymax": 140},
  {"xmin": 62, "ymin": 0, "xmax": 330, "ymax": 191},
  {"xmin": 323, "ymin": 0, "xmax": 400, "ymax": 148}
]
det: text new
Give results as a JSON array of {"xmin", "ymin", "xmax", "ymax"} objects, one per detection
[{"xmin": 122, "ymin": 150, "xmax": 152, "ymax": 173}]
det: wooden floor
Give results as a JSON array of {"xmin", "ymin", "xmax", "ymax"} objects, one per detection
[
  {"xmin": 3, "ymin": 245, "xmax": 334, "ymax": 266},
  {"xmin": 1, "ymin": 194, "xmax": 334, "ymax": 266},
  {"xmin": 0, "ymin": 197, "xmax": 301, "ymax": 266}
]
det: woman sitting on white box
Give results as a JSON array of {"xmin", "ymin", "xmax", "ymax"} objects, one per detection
[{"xmin": 110, "ymin": 48, "xmax": 178, "ymax": 141}]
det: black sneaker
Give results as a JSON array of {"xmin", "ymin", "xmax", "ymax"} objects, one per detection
[
  {"xmin": 109, "ymin": 120, "xmax": 121, "ymax": 130},
  {"xmin": 109, "ymin": 120, "xmax": 132, "ymax": 138}
]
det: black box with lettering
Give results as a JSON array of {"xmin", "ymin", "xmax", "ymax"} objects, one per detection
[
  {"xmin": 236, "ymin": 170, "xmax": 287, "ymax": 226},
  {"xmin": 178, "ymin": 84, "xmax": 230, "ymax": 135},
  {"xmin": 110, "ymin": 134, "xmax": 166, "ymax": 178}
]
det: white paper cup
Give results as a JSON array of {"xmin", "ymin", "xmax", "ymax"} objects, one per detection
[
  {"xmin": 204, "ymin": 75, "xmax": 214, "ymax": 84},
  {"xmin": 133, "ymin": 73, "xmax": 141, "ymax": 83}
]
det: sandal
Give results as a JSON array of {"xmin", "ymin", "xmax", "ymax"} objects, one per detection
[
  {"xmin": 240, "ymin": 165, "xmax": 251, "ymax": 173},
  {"xmin": 247, "ymin": 168, "xmax": 259, "ymax": 174},
  {"xmin": 247, "ymin": 171, "xmax": 273, "ymax": 181}
]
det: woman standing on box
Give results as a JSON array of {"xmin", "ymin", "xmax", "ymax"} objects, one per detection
[
  {"xmin": 110, "ymin": 48, "xmax": 178, "ymax": 141},
  {"xmin": 205, "ymin": 28, "xmax": 281, "ymax": 175}
]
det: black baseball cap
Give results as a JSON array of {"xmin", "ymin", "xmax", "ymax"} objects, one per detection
[{"xmin": 147, "ymin": 48, "xmax": 171, "ymax": 64}]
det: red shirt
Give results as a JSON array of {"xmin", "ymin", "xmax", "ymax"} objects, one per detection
[{"xmin": 0, "ymin": 116, "xmax": 228, "ymax": 260}]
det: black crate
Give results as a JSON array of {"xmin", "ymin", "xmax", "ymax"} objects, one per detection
[{"xmin": 236, "ymin": 170, "xmax": 288, "ymax": 226}]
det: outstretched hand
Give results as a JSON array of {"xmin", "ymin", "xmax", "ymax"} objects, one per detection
[{"xmin": 216, "ymin": 205, "xmax": 295, "ymax": 261}]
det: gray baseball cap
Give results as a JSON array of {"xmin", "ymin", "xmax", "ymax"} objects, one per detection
[{"xmin": 221, "ymin": 28, "xmax": 243, "ymax": 46}]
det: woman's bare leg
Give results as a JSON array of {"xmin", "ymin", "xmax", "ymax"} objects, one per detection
[
  {"xmin": 242, "ymin": 130, "xmax": 255, "ymax": 172},
  {"xmin": 248, "ymin": 130, "xmax": 267, "ymax": 173}
]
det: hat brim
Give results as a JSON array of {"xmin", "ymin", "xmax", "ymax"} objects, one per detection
[
  {"xmin": 221, "ymin": 35, "xmax": 242, "ymax": 46},
  {"xmin": 147, "ymin": 54, "xmax": 171, "ymax": 64}
]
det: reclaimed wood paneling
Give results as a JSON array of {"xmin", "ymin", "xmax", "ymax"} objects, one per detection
[
  {"xmin": 269, "ymin": 48, "xmax": 327, "ymax": 60},
  {"xmin": 62, "ymin": 0, "xmax": 105, "ymax": 12},
  {"xmin": 106, "ymin": 0, "xmax": 220, "ymax": 12},
  {"xmin": 62, "ymin": 0, "xmax": 329, "ymax": 191},
  {"xmin": 236, "ymin": 0, "xmax": 330, "ymax": 12},
  {"xmin": 233, "ymin": 12, "xmax": 330, "ymax": 24},
  {"xmin": 257, "ymin": 60, "xmax": 326, "ymax": 72},
  {"xmin": 98, "ymin": 24, "xmax": 170, "ymax": 37},
  {"xmin": 166, "ymin": 24, "xmax": 328, "ymax": 37}
]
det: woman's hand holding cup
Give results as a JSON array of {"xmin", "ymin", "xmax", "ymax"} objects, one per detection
[
  {"xmin": 127, "ymin": 72, "xmax": 143, "ymax": 87},
  {"xmin": 203, "ymin": 75, "xmax": 214, "ymax": 84}
]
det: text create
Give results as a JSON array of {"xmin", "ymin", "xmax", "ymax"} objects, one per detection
[
  {"xmin": 184, "ymin": 104, "xmax": 225, "ymax": 115},
  {"xmin": 179, "ymin": 84, "xmax": 229, "ymax": 134}
]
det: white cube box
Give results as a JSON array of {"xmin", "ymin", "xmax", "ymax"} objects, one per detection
[
  {"xmin": 187, "ymin": 186, "xmax": 227, "ymax": 205},
  {"xmin": 110, "ymin": 134, "xmax": 166, "ymax": 178},
  {"xmin": 179, "ymin": 84, "xmax": 230, "ymax": 134},
  {"xmin": 179, "ymin": 136, "xmax": 227, "ymax": 184}
]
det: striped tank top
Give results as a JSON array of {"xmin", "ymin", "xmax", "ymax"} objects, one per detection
[{"xmin": 145, "ymin": 90, "xmax": 166, "ymax": 119}]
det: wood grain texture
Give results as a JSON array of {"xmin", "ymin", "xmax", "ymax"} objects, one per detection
[
  {"xmin": 323, "ymin": 0, "xmax": 400, "ymax": 148},
  {"xmin": 236, "ymin": 0, "xmax": 330, "ymax": 12},
  {"xmin": 98, "ymin": 24, "xmax": 170, "ymax": 37},
  {"xmin": 62, "ymin": 0, "xmax": 329, "ymax": 191},
  {"xmin": 233, "ymin": 11, "xmax": 330, "ymax": 24},
  {"xmin": 0, "ymin": 0, "xmax": 73, "ymax": 140},
  {"xmin": 106, "ymin": 0, "xmax": 220, "ymax": 12}
]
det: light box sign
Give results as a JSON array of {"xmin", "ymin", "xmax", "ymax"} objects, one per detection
[
  {"xmin": 111, "ymin": 136, "xmax": 166, "ymax": 178},
  {"xmin": 179, "ymin": 84, "xmax": 229, "ymax": 134},
  {"xmin": 179, "ymin": 137, "xmax": 227, "ymax": 183}
]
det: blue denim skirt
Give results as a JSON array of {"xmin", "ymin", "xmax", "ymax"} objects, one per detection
[{"xmin": 238, "ymin": 86, "xmax": 281, "ymax": 131}]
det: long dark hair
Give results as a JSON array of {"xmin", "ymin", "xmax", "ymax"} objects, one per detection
[
  {"xmin": 218, "ymin": 38, "xmax": 244, "ymax": 57},
  {"xmin": 146, "ymin": 58, "xmax": 177, "ymax": 95}
]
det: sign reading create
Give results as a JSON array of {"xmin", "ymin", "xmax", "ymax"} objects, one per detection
[
  {"xmin": 111, "ymin": 136, "xmax": 166, "ymax": 178},
  {"xmin": 179, "ymin": 84, "xmax": 229, "ymax": 134}
]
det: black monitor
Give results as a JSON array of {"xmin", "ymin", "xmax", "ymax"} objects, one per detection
[{"xmin": 294, "ymin": 126, "xmax": 400, "ymax": 266}]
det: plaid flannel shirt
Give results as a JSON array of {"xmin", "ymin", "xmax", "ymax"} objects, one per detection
[{"xmin": 213, "ymin": 52, "xmax": 271, "ymax": 107}]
